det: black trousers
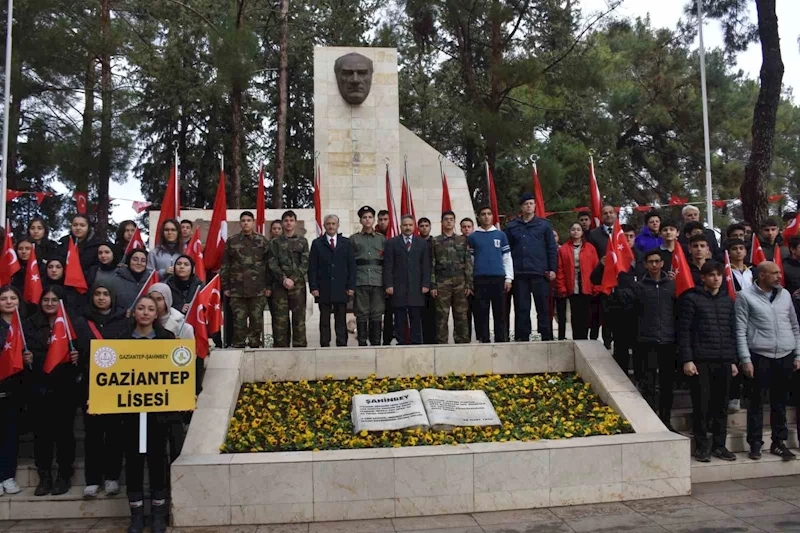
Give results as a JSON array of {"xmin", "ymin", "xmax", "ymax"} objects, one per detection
[
  {"xmin": 124, "ymin": 414, "xmax": 169, "ymax": 502},
  {"xmin": 747, "ymin": 352, "xmax": 794, "ymax": 445},
  {"xmin": 689, "ymin": 361, "xmax": 732, "ymax": 451},
  {"xmin": 568, "ymin": 294, "xmax": 592, "ymax": 340},
  {"xmin": 31, "ymin": 389, "xmax": 76, "ymax": 479},
  {"xmin": 83, "ymin": 412, "xmax": 124, "ymax": 485},
  {"xmin": 638, "ymin": 343, "xmax": 677, "ymax": 424},
  {"xmin": 555, "ymin": 297, "xmax": 568, "ymax": 341},
  {"xmin": 610, "ymin": 309, "xmax": 640, "ymax": 381},
  {"xmin": 466, "ymin": 294, "xmax": 477, "ymax": 341},
  {"xmin": 0, "ymin": 396, "xmax": 20, "ymax": 481},
  {"xmin": 393, "ymin": 307, "xmax": 422, "ymax": 345},
  {"xmin": 513, "ymin": 274, "xmax": 553, "ymax": 341},
  {"xmin": 590, "ymin": 295, "xmax": 601, "ymax": 340},
  {"xmin": 422, "ymin": 295, "xmax": 436, "ymax": 344},
  {"xmin": 475, "ymin": 276, "xmax": 507, "ymax": 343},
  {"xmin": 383, "ymin": 296, "xmax": 394, "ymax": 345},
  {"xmin": 319, "ymin": 302, "xmax": 347, "ymax": 347}
]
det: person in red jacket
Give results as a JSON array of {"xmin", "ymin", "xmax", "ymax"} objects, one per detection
[{"xmin": 556, "ymin": 223, "xmax": 599, "ymax": 339}]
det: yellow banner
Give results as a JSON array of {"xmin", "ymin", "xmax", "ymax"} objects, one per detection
[{"xmin": 89, "ymin": 340, "xmax": 196, "ymax": 414}]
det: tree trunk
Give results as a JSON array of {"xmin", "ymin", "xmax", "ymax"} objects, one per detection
[
  {"xmin": 740, "ymin": 0, "xmax": 784, "ymax": 229},
  {"xmin": 79, "ymin": 53, "xmax": 95, "ymax": 194},
  {"xmin": 97, "ymin": 0, "xmax": 112, "ymax": 238},
  {"xmin": 273, "ymin": 0, "xmax": 289, "ymax": 209},
  {"xmin": 229, "ymin": 1, "xmax": 246, "ymax": 209}
]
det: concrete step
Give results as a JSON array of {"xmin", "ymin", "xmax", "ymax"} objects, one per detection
[
  {"xmin": 692, "ymin": 447, "xmax": 800, "ymax": 483},
  {"xmin": 15, "ymin": 458, "xmax": 142, "ymax": 489},
  {"xmin": 671, "ymin": 406, "xmax": 797, "ymax": 433},
  {"xmin": 0, "ymin": 485, "xmax": 135, "ymax": 520},
  {"xmin": 681, "ymin": 428, "xmax": 799, "ymax": 454}
]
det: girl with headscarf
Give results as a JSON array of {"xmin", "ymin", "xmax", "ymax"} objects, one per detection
[
  {"xmin": 44, "ymin": 257, "xmax": 87, "ymax": 313},
  {"xmin": 0, "ymin": 286, "xmax": 25, "ymax": 496},
  {"xmin": 146, "ymin": 283, "xmax": 194, "ymax": 340},
  {"xmin": 109, "ymin": 295, "xmax": 175, "ymax": 533},
  {"xmin": 27, "ymin": 217, "xmax": 57, "ymax": 267},
  {"xmin": 86, "ymin": 243, "xmax": 117, "ymax": 287},
  {"xmin": 164, "ymin": 255, "xmax": 203, "ymax": 314},
  {"xmin": 147, "ymin": 219, "xmax": 183, "ymax": 278},
  {"xmin": 58, "ymin": 215, "xmax": 101, "ymax": 270},
  {"xmin": 112, "ymin": 220, "xmax": 136, "ymax": 265},
  {"xmin": 80, "ymin": 282, "xmax": 127, "ymax": 498},
  {"xmin": 109, "ymin": 249, "xmax": 154, "ymax": 310},
  {"xmin": 23, "ymin": 286, "xmax": 91, "ymax": 497}
]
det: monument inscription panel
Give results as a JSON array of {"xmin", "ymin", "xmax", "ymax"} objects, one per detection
[
  {"xmin": 421, "ymin": 389, "xmax": 501, "ymax": 431},
  {"xmin": 351, "ymin": 389, "xmax": 429, "ymax": 433}
]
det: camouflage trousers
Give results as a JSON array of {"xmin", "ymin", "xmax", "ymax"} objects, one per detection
[
  {"xmin": 271, "ymin": 284, "xmax": 307, "ymax": 348},
  {"xmin": 434, "ymin": 277, "xmax": 470, "ymax": 344},
  {"xmin": 355, "ymin": 286, "xmax": 385, "ymax": 321},
  {"xmin": 230, "ymin": 296, "xmax": 266, "ymax": 348}
]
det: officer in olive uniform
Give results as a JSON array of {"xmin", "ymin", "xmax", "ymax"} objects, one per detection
[
  {"xmin": 221, "ymin": 211, "xmax": 271, "ymax": 348},
  {"xmin": 431, "ymin": 210, "xmax": 473, "ymax": 344},
  {"xmin": 268, "ymin": 210, "xmax": 310, "ymax": 347},
  {"xmin": 350, "ymin": 206, "xmax": 386, "ymax": 346}
]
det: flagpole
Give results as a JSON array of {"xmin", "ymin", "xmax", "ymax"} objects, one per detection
[
  {"xmin": 0, "ymin": 0, "xmax": 13, "ymax": 225},
  {"xmin": 60, "ymin": 301, "xmax": 75, "ymax": 353},
  {"xmin": 128, "ymin": 270, "xmax": 156, "ymax": 312},
  {"xmin": 174, "ymin": 147, "xmax": 179, "ymax": 219},
  {"xmin": 177, "ymin": 286, "xmax": 201, "ymax": 337},
  {"xmin": 696, "ymin": 0, "xmax": 714, "ymax": 230}
]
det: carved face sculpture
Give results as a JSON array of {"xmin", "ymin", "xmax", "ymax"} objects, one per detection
[{"xmin": 334, "ymin": 53, "xmax": 373, "ymax": 105}]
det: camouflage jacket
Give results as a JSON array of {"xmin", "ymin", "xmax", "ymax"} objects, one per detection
[
  {"xmin": 430, "ymin": 233, "xmax": 473, "ymax": 290},
  {"xmin": 268, "ymin": 234, "xmax": 309, "ymax": 286},
  {"xmin": 350, "ymin": 230, "xmax": 385, "ymax": 287},
  {"xmin": 220, "ymin": 232, "xmax": 270, "ymax": 297}
]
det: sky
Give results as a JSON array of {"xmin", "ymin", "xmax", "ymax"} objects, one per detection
[{"xmin": 97, "ymin": 0, "xmax": 800, "ymax": 224}]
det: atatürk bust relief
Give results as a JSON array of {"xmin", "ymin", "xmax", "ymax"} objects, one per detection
[{"xmin": 334, "ymin": 53, "xmax": 373, "ymax": 105}]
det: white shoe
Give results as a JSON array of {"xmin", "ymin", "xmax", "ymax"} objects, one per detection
[
  {"xmin": 1, "ymin": 478, "xmax": 19, "ymax": 495},
  {"xmin": 728, "ymin": 399, "xmax": 741, "ymax": 413},
  {"xmin": 83, "ymin": 485, "xmax": 99, "ymax": 498},
  {"xmin": 104, "ymin": 480, "xmax": 120, "ymax": 496}
]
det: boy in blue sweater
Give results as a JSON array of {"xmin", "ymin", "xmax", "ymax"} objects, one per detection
[{"xmin": 468, "ymin": 206, "xmax": 514, "ymax": 342}]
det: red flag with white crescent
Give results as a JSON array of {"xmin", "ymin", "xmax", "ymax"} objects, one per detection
[
  {"xmin": 64, "ymin": 239, "xmax": 88, "ymax": 294},
  {"xmin": 124, "ymin": 228, "xmax": 146, "ymax": 257},
  {"xmin": 589, "ymin": 157, "xmax": 602, "ymax": 229},
  {"xmin": 724, "ymin": 251, "xmax": 736, "ymax": 301},
  {"xmin": 672, "ymin": 243, "xmax": 695, "ymax": 297},
  {"xmin": 0, "ymin": 309, "xmax": 24, "ymax": 381},
  {"xmin": 612, "ymin": 218, "xmax": 634, "ymax": 273},
  {"xmin": 783, "ymin": 213, "xmax": 800, "ymax": 243},
  {"xmin": 74, "ymin": 192, "xmax": 88, "ymax": 214},
  {"xmin": 23, "ymin": 245, "xmax": 43, "ymax": 304},
  {"xmin": 0, "ymin": 232, "xmax": 20, "ymax": 286},
  {"xmin": 750, "ymin": 234, "xmax": 767, "ymax": 266},
  {"xmin": 204, "ymin": 167, "xmax": 228, "ymax": 272},
  {"xmin": 132, "ymin": 200, "xmax": 152, "ymax": 214},
  {"xmin": 185, "ymin": 227, "xmax": 206, "ymax": 283},
  {"xmin": 43, "ymin": 303, "xmax": 75, "ymax": 374},
  {"xmin": 185, "ymin": 288, "xmax": 209, "ymax": 359},
  {"xmin": 486, "ymin": 162, "xmax": 500, "ymax": 229},
  {"xmin": 201, "ymin": 275, "xmax": 222, "ymax": 335}
]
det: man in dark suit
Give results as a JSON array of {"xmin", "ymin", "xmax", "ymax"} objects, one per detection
[
  {"xmin": 309, "ymin": 214, "xmax": 357, "ymax": 347},
  {"xmin": 384, "ymin": 215, "xmax": 431, "ymax": 344},
  {"xmin": 586, "ymin": 205, "xmax": 617, "ymax": 346}
]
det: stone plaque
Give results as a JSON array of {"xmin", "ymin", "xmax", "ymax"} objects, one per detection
[
  {"xmin": 420, "ymin": 389, "xmax": 501, "ymax": 431},
  {"xmin": 351, "ymin": 389, "xmax": 430, "ymax": 433}
]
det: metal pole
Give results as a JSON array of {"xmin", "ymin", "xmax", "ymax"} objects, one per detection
[
  {"xmin": 697, "ymin": 0, "xmax": 714, "ymax": 230},
  {"xmin": 0, "ymin": 0, "xmax": 13, "ymax": 224}
]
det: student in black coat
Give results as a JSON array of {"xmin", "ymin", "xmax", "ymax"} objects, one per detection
[
  {"xmin": 109, "ymin": 295, "xmax": 175, "ymax": 533},
  {"xmin": 27, "ymin": 217, "xmax": 57, "ymax": 269},
  {"xmin": 80, "ymin": 281, "xmax": 128, "ymax": 498},
  {"xmin": 308, "ymin": 215, "xmax": 357, "ymax": 347},
  {"xmin": 383, "ymin": 215, "xmax": 431, "ymax": 345},
  {"xmin": 678, "ymin": 261, "xmax": 739, "ymax": 462},
  {"xmin": 43, "ymin": 257, "xmax": 87, "ymax": 314},
  {"xmin": 0, "ymin": 286, "xmax": 26, "ymax": 494},
  {"xmin": 86, "ymin": 242, "xmax": 118, "ymax": 287},
  {"xmin": 164, "ymin": 255, "xmax": 204, "ymax": 315},
  {"xmin": 23, "ymin": 286, "xmax": 91, "ymax": 497},
  {"xmin": 58, "ymin": 215, "xmax": 102, "ymax": 271}
]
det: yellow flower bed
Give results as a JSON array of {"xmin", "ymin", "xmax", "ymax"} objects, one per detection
[{"xmin": 223, "ymin": 373, "xmax": 632, "ymax": 453}]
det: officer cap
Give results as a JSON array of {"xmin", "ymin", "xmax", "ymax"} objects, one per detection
[{"xmin": 358, "ymin": 205, "xmax": 376, "ymax": 217}]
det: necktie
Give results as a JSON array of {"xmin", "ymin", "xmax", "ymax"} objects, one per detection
[
  {"xmin": 329, "ymin": 237, "xmax": 335, "ymax": 250},
  {"xmin": 406, "ymin": 238, "xmax": 411, "ymax": 251}
]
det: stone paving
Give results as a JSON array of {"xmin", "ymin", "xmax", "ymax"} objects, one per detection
[{"xmin": 6, "ymin": 478, "xmax": 800, "ymax": 532}]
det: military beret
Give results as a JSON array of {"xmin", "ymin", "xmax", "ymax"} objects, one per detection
[{"xmin": 358, "ymin": 205, "xmax": 376, "ymax": 217}]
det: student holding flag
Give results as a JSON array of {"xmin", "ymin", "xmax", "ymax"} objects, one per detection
[
  {"xmin": 165, "ymin": 255, "xmax": 204, "ymax": 315},
  {"xmin": 147, "ymin": 219, "xmax": 184, "ymax": 278},
  {"xmin": 110, "ymin": 249, "xmax": 157, "ymax": 310},
  {"xmin": 10, "ymin": 239, "xmax": 32, "ymax": 293},
  {"xmin": 147, "ymin": 283, "xmax": 194, "ymax": 340},
  {"xmin": 43, "ymin": 257, "xmax": 87, "ymax": 313},
  {"xmin": 57, "ymin": 215, "xmax": 101, "ymax": 270},
  {"xmin": 0, "ymin": 286, "xmax": 26, "ymax": 495},
  {"xmin": 24, "ymin": 286, "xmax": 90, "ymax": 496},
  {"xmin": 112, "ymin": 220, "xmax": 137, "ymax": 265}
]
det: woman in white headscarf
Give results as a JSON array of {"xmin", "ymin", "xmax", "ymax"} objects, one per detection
[{"xmin": 146, "ymin": 282, "xmax": 194, "ymax": 340}]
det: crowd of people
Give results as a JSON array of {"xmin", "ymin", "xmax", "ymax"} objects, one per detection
[{"xmin": 2, "ymin": 196, "xmax": 800, "ymax": 531}]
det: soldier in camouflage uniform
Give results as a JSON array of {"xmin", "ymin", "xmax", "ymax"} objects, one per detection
[
  {"xmin": 350, "ymin": 206, "xmax": 386, "ymax": 346},
  {"xmin": 220, "ymin": 211, "xmax": 271, "ymax": 348},
  {"xmin": 268, "ymin": 210, "xmax": 310, "ymax": 347},
  {"xmin": 431, "ymin": 210, "xmax": 473, "ymax": 344}
]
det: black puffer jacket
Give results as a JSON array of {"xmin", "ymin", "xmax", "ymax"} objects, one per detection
[
  {"xmin": 677, "ymin": 287, "xmax": 736, "ymax": 364},
  {"xmin": 58, "ymin": 231, "xmax": 102, "ymax": 271},
  {"xmin": 625, "ymin": 272, "xmax": 676, "ymax": 345}
]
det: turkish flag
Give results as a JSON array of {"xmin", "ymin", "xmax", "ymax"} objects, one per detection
[
  {"xmin": 201, "ymin": 275, "xmax": 223, "ymax": 335},
  {"xmin": 401, "ymin": 164, "xmax": 419, "ymax": 234},
  {"xmin": 131, "ymin": 200, "xmax": 152, "ymax": 214},
  {"xmin": 154, "ymin": 164, "xmax": 180, "ymax": 246},
  {"xmin": 135, "ymin": 271, "xmax": 160, "ymax": 305},
  {"xmin": 185, "ymin": 287, "xmax": 209, "ymax": 359},
  {"xmin": 588, "ymin": 157, "xmax": 602, "ymax": 229},
  {"xmin": 600, "ymin": 243, "xmax": 620, "ymax": 295},
  {"xmin": 486, "ymin": 162, "xmax": 500, "ymax": 229},
  {"xmin": 6, "ymin": 190, "xmax": 25, "ymax": 202},
  {"xmin": 712, "ymin": 200, "xmax": 727, "ymax": 209},
  {"xmin": 0, "ymin": 232, "xmax": 20, "ymax": 286},
  {"xmin": 784, "ymin": 212, "xmax": 800, "ymax": 243},
  {"xmin": 35, "ymin": 192, "xmax": 52, "ymax": 205},
  {"xmin": 64, "ymin": 239, "xmax": 88, "ymax": 294},
  {"xmin": 23, "ymin": 245, "xmax": 43, "ymax": 304},
  {"xmin": 204, "ymin": 168, "xmax": 228, "ymax": 272},
  {"xmin": 672, "ymin": 243, "xmax": 694, "ymax": 297},
  {"xmin": 124, "ymin": 228, "xmax": 146, "ymax": 257},
  {"xmin": 769, "ymin": 194, "xmax": 785, "ymax": 203},
  {"xmin": 634, "ymin": 206, "xmax": 653, "ymax": 212},
  {"xmin": 533, "ymin": 163, "xmax": 546, "ymax": 218},
  {"xmin": 599, "ymin": 218, "xmax": 634, "ymax": 295},
  {"xmin": 256, "ymin": 165, "xmax": 266, "ymax": 235},
  {"xmin": 441, "ymin": 169, "xmax": 452, "ymax": 214},
  {"xmin": 668, "ymin": 195, "xmax": 688, "ymax": 206},
  {"xmin": 612, "ymin": 218, "xmax": 634, "ymax": 272},
  {"xmin": 43, "ymin": 303, "xmax": 76, "ymax": 374},
  {"xmin": 724, "ymin": 251, "xmax": 737, "ymax": 301},
  {"xmin": 185, "ymin": 227, "xmax": 206, "ymax": 283},
  {"xmin": 750, "ymin": 234, "xmax": 767, "ymax": 266},
  {"xmin": 74, "ymin": 192, "xmax": 88, "ymax": 214},
  {"xmin": 774, "ymin": 246, "xmax": 785, "ymax": 287},
  {"xmin": 384, "ymin": 167, "xmax": 400, "ymax": 239},
  {"xmin": 0, "ymin": 309, "xmax": 24, "ymax": 381}
]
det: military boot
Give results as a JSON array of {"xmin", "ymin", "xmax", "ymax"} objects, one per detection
[
  {"xmin": 357, "ymin": 320, "xmax": 368, "ymax": 346},
  {"xmin": 369, "ymin": 320, "xmax": 383, "ymax": 346}
]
